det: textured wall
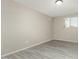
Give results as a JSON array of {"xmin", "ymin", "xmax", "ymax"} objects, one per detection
[{"xmin": 1, "ymin": 0, "xmax": 53, "ymax": 55}]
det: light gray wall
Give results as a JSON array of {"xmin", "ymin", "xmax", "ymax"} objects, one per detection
[
  {"xmin": 1, "ymin": 0, "xmax": 53, "ymax": 55},
  {"xmin": 53, "ymin": 17, "xmax": 78, "ymax": 42}
]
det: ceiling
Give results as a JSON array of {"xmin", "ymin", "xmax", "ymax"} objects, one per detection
[{"xmin": 14, "ymin": 0, "xmax": 78, "ymax": 17}]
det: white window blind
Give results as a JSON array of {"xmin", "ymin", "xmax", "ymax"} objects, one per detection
[{"xmin": 65, "ymin": 16, "xmax": 78, "ymax": 28}]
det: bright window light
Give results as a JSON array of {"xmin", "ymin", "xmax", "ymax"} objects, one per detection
[
  {"xmin": 65, "ymin": 18, "xmax": 70, "ymax": 28},
  {"xmin": 70, "ymin": 17, "xmax": 78, "ymax": 27},
  {"xmin": 65, "ymin": 17, "xmax": 78, "ymax": 28}
]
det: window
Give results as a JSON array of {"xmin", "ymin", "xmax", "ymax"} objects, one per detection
[{"xmin": 65, "ymin": 16, "xmax": 78, "ymax": 28}]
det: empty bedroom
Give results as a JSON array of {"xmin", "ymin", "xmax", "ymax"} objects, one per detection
[{"xmin": 1, "ymin": 0, "xmax": 78, "ymax": 59}]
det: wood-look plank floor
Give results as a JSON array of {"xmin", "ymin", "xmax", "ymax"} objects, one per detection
[{"xmin": 2, "ymin": 40, "xmax": 78, "ymax": 59}]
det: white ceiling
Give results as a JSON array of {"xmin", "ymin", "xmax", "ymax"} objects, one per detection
[{"xmin": 14, "ymin": 0, "xmax": 78, "ymax": 17}]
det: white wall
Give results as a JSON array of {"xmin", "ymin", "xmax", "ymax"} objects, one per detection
[
  {"xmin": 2, "ymin": 0, "xmax": 77, "ymax": 56},
  {"xmin": 53, "ymin": 17, "xmax": 78, "ymax": 42},
  {"xmin": 1, "ymin": 0, "xmax": 53, "ymax": 55}
]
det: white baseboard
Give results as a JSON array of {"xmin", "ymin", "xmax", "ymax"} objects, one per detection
[
  {"xmin": 54, "ymin": 39, "xmax": 78, "ymax": 43},
  {"xmin": 2, "ymin": 39, "xmax": 53, "ymax": 57}
]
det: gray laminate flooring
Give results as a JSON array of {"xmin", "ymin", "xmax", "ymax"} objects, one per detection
[{"xmin": 2, "ymin": 40, "xmax": 78, "ymax": 59}]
